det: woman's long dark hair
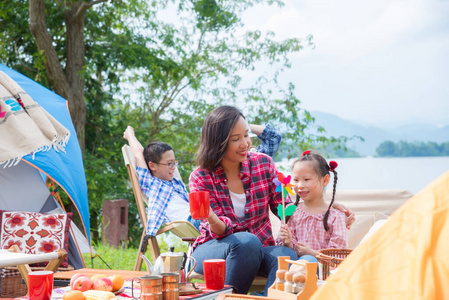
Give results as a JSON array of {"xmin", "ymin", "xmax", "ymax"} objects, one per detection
[
  {"xmin": 196, "ymin": 106, "xmax": 245, "ymax": 171},
  {"xmin": 287, "ymin": 152, "xmax": 338, "ymax": 231}
]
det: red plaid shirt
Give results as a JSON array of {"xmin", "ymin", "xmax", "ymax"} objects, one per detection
[{"xmin": 189, "ymin": 152, "xmax": 291, "ymax": 250}]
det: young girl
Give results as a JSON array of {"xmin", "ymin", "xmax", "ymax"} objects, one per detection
[{"xmin": 277, "ymin": 150, "xmax": 348, "ymax": 263}]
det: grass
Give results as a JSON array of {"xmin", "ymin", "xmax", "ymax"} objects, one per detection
[{"xmin": 81, "ymin": 233, "xmax": 190, "ymax": 271}]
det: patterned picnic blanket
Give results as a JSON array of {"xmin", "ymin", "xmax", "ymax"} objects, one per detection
[{"xmin": 0, "ymin": 70, "xmax": 69, "ymax": 167}]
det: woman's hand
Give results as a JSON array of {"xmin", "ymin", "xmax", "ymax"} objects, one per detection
[
  {"xmin": 207, "ymin": 208, "xmax": 226, "ymax": 235},
  {"xmin": 332, "ymin": 203, "xmax": 355, "ymax": 229},
  {"xmin": 295, "ymin": 242, "xmax": 318, "ymax": 257},
  {"xmin": 278, "ymin": 224, "xmax": 293, "ymax": 249}
]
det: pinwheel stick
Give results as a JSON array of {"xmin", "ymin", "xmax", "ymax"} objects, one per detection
[{"xmin": 282, "ymin": 184, "xmax": 286, "ymax": 224}]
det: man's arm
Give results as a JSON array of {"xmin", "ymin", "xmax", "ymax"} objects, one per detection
[
  {"xmin": 123, "ymin": 125, "xmax": 147, "ymax": 169},
  {"xmin": 249, "ymin": 123, "xmax": 282, "ymax": 158}
]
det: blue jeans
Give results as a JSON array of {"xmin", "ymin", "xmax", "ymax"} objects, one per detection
[
  {"xmin": 192, "ymin": 232, "xmax": 297, "ymax": 295},
  {"xmin": 187, "ymin": 215, "xmax": 202, "ymax": 231},
  {"xmin": 299, "ymin": 254, "xmax": 319, "ymax": 275}
]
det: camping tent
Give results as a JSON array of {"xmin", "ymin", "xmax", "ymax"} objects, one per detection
[
  {"xmin": 0, "ymin": 64, "xmax": 90, "ymax": 268},
  {"xmin": 310, "ymin": 171, "xmax": 449, "ymax": 299}
]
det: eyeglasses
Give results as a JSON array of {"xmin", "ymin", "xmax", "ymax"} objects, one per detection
[{"xmin": 156, "ymin": 161, "xmax": 178, "ymax": 168}]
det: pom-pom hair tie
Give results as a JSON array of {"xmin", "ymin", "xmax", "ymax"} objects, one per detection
[
  {"xmin": 302, "ymin": 150, "xmax": 311, "ymax": 156},
  {"xmin": 329, "ymin": 161, "xmax": 338, "ymax": 171}
]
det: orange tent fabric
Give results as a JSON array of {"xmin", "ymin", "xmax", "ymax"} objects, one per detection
[{"xmin": 311, "ymin": 171, "xmax": 449, "ymax": 300}]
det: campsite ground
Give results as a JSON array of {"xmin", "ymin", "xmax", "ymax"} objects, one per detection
[
  {"xmin": 82, "ymin": 243, "xmax": 142, "ymax": 271},
  {"xmin": 82, "ymin": 236, "xmax": 188, "ymax": 271}
]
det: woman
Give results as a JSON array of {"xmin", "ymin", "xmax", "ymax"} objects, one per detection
[{"xmin": 189, "ymin": 106, "xmax": 353, "ymax": 294}]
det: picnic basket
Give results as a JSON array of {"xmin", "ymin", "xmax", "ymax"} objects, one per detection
[{"xmin": 316, "ymin": 248, "xmax": 352, "ymax": 280}]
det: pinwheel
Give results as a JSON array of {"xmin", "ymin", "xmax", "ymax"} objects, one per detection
[{"xmin": 273, "ymin": 172, "xmax": 296, "ymax": 224}]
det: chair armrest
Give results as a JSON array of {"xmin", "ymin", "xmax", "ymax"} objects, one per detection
[{"xmin": 181, "ymin": 237, "xmax": 196, "ymax": 243}]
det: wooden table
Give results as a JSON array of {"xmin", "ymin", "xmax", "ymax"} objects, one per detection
[
  {"xmin": 179, "ymin": 283, "xmax": 234, "ymax": 300},
  {"xmin": 53, "ymin": 268, "xmax": 148, "ymax": 286}
]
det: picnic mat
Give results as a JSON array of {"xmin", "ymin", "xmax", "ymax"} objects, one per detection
[
  {"xmin": 3, "ymin": 281, "xmax": 232, "ymax": 300},
  {"xmin": 311, "ymin": 170, "xmax": 449, "ymax": 299}
]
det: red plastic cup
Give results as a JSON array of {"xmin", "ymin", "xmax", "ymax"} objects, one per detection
[
  {"xmin": 203, "ymin": 259, "xmax": 226, "ymax": 290},
  {"xmin": 28, "ymin": 270, "xmax": 54, "ymax": 300},
  {"xmin": 189, "ymin": 191, "xmax": 210, "ymax": 220}
]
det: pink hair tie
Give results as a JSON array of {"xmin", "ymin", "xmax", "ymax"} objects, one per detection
[
  {"xmin": 329, "ymin": 161, "xmax": 338, "ymax": 171},
  {"xmin": 302, "ymin": 150, "xmax": 311, "ymax": 156}
]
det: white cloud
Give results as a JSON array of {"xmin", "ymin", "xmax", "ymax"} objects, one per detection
[{"xmin": 241, "ymin": 0, "xmax": 449, "ymax": 127}]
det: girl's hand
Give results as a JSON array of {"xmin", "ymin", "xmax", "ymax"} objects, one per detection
[
  {"xmin": 295, "ymin": 242, "xmax": 318, "ymax": 257},
  {"xmin": 332, "ymin": 203, "xmax": 355, "ymax": 229},
  {"xmin": 278, "ymin": 224, "xmax": 293, "ymax": 248}
]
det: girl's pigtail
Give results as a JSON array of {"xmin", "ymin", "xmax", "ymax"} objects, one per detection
[{"xmin": 323, "ymin": 168, "xmax": 338, "ymax": 231}]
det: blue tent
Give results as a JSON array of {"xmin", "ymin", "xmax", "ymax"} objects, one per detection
[{"xmin": 0, "ymin": 64, "xmax": 90, "ymax": 245}]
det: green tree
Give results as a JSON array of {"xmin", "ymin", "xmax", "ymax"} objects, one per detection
[
  {"xmin": 376, "ymin": 140, "xmax": 449, "ymax": 157},
  {"xmin": 376, "ymin": 141, "xmax": 396, "ymax": 157},
  {"xmin": 1, "ymin": 0, "xmax": 351, "ymax": 245}
]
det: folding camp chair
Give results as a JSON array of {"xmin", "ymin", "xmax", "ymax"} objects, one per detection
[
  {"xmin": 1, "ymin": 245, "xmax": 67, "ymax": 286},
  {"xmin": 121, "ymin": 145, "xmax": 200, "ymax": 271}
]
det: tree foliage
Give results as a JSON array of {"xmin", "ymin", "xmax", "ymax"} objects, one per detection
[
  {"xmin": 1, "ymin": 0, "xmax": 351, "ymax": 246},
  {"xmin": 376, "ymin": 141, "xmax": 449, "ymax": 157}
]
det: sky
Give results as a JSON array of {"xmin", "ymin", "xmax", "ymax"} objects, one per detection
[{"xmin": 240, "ymin": 0, "xmax": 449, "ymax": 128}]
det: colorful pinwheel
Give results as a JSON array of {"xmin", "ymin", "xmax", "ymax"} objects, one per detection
[
  {"xmin": 273, "ymin": 172, "xmax": 296, "ymax": 223},
  {"xmin": 277, "ymin": 203, "xmax": 296, "ymax": 221},
  {"xmin": 273, "ymin": 172, "xmax": 295, "ymax": 196}
]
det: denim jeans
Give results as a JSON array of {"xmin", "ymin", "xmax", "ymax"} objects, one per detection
[
  {"xmin": 187, "ymin": 215, "xmax": 202, "ymax": 231},
  {"xmin": 299, "ymin": 254, "xmax": 318, "ymax": 263},
  {"xmin": 299, "ymin": 254, "xmax": 319, "ymax": 275},
  {"xmin": 192, "ymin": 232, "xmax": 297, "ymax": 295}
]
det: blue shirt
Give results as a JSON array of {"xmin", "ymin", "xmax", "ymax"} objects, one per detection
[
  {"xmin": 136, "ymin": 167, "xmax": 189, "ymax": 236},
  {"xmin": 255, "ymin": 123, "xmax": 281, "ymax": 157}
]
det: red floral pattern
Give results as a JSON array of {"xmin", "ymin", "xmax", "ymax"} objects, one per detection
[{"xmin": 0, "ymin": 211, "xmax": 72, "ymax": 267}]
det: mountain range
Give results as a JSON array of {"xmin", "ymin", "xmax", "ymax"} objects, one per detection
[{"xmin": 309, "ymin": 111, "xmax": 449, "ymax": 156}]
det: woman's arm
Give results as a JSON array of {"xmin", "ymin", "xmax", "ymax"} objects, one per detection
[
  {"xmin": 206, "ymin": 208, "xmax": 227, "ymax": 235},
  {"xmin": 249, "ymin": 123, "xmax": 282, "ymax": 158},
  {"xmin": 189, "ymin": 169, "xmax": 237, "ymax": 237},
  {"xmin": 123, "ymin": 125, "xmax": 147, "ymax": 169}
]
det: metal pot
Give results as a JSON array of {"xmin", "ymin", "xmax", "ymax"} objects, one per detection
[{"xmin": 142, "ymin": 247, "xmax": 196, "ymax": 283}]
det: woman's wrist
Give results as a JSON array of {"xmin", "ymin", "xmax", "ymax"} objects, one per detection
[{"xmin": 208, "ymin": 213, "xmax": 220, "ymax": 226}]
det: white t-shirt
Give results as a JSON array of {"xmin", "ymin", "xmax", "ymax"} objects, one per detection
[
  {"xmin": 165, "ymin": 190, "xmax": 190, "ymax": 222},
  {"xmin": 229, "ymin": 190, "xmax": 246, "ymax": 219}
]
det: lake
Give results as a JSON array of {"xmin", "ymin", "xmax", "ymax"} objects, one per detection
[{"xmin": 275, "ymin": 156, "xmax": 449, "ymax": 195}]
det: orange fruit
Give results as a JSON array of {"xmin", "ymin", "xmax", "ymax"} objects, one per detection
[
  {"xmin": 109, "ymin": 274, "xmax": 125, "ymax": 292},
  {"xmin": 63, "ymin": 290, "xmax": 85, "ymax": 300}
]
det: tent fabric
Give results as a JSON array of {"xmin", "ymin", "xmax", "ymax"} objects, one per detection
[
  {"xmin": 0, "ymin": 70, "xmax": 70, "ymax": 165},
  {"xmin": 0, "ymin": 64, "xmax": 90, "ymax": 244},
  {"xmin": 0, "ymin": 160, "xmax": 51, "ymax": 211},
  {"xmin": 310, "ymin": 170, "xmax": 449, "ymax": 300}
]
